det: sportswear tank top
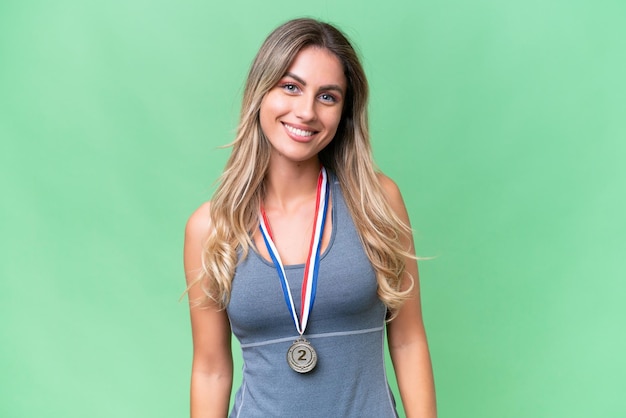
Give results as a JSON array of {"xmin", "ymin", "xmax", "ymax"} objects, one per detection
[{"xmin": 226, "ymin": 174, "xmax": 398, "ymax": 418}]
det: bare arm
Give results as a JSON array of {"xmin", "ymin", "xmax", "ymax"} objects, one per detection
[
  {"xmin": 379, "ymin": 175, "xmax": 437, "ymax": 418},
  {"xmin": 184, "ymin": 202, "xmax": 233, "ymax": 418}
]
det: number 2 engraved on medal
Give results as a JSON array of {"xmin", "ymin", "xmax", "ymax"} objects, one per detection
[{"xmin": 287, "ymin": 339, "xmax": 317, "ymax": 373}]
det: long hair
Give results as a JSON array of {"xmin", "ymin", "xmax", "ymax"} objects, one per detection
[{"xmin": 192, "ymin": 18, "xmax": 414, "ymax": 319}]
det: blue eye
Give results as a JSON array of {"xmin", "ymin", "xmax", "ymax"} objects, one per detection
[
  {"xmin": 319, "ymin": 93, "xmax": 337, "ymax": 103},
  {"xmin": 281, "ymin": 83, "xmax": 299, "ymax": 93}
]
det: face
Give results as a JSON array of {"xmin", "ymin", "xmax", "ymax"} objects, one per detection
[{"xmin": 259, "ymin": 46, "xmax": 347, "ymax": 165}]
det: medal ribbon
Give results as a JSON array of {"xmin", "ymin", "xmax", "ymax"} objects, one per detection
[{"xmin": 259, "ymin": 167, "xmax": 329, "ymax": 336}]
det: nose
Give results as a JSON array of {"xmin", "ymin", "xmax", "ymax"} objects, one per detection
[{"xmin": 294, "ymin": 95, "xmax": 317, "ymax": 121}]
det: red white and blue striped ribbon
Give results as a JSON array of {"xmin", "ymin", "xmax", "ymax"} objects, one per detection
[{"xmin": 259, "ymin": 167, "xmax": 330, "ymax": 336}]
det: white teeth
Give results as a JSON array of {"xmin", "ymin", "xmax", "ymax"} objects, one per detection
[{"xmin": 285, "ymin": 124, "xmax": 314, "ymax": 137}]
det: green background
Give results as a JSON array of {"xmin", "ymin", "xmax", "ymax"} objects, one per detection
[{"xmin": 1, "ymin": 0, "xmax": 625, "ymax": 417}]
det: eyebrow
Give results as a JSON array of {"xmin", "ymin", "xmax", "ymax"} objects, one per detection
[{"xmin": 284, "ymin": 72, "xmax": 345, "ymax": 97}]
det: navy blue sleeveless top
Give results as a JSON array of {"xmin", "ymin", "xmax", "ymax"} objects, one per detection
[{"xmin": 227, "ymin": 174, "xmax": 398, "ymax": 417}]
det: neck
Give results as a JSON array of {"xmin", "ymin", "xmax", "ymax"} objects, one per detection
[{"xmin": 263, "ymin": 157, "xmax": 322, "ymax": 212}]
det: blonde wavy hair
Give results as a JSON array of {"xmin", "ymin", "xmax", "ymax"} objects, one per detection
[{"xmin": 192, "ymin": 18, "xmax": 414, "ymax": 319}]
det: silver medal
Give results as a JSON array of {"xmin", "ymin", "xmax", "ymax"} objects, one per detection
[{"xmin": 286, "ymin": 337, "xmax": 317, "ymax": 373}]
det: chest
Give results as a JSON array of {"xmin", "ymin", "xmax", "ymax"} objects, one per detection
[
  {"xmin": 254, "ymin": 198, "xmax": 334, "ymax": 266},
  {"xmin": 228, "ymin": 204, "xmax": 384, "ymax": 342}
]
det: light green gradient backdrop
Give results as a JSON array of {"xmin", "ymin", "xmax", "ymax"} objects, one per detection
[{"xmin": 1, "ymin": 1, "xmax": 625, "ymax": 417}]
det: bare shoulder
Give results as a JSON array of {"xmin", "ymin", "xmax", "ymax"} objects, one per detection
[
  {"xmin": 376, "ymin": 172, "xmax": 406, "ymax": 211},
  {"xmin": 185, "ymin": 201, "xmax": 213, "ymax": 240}
]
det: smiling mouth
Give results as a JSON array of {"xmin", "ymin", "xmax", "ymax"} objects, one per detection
[{"xmin": 283, "ymin": 123, "xmax": 317, "ymax": 137}]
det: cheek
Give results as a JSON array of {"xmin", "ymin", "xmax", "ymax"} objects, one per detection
[
  {"xmin": 259, "ymin": 94, "xmax": 283, "ymax": 136},
  {"xmin": 260, "ymin": 92, "xmax": 288, "ymax": 120},
  {"xmin": 324, "ymin": 108, "xmax": 344, "ymax": 134}
]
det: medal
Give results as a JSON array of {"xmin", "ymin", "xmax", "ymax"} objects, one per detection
[
  {"xmin": 286, "ymin": 337, "xmax": 317, "ymax": 373},
  {"xmin": 259, "ymin": 167, "xmax": 329, "ymax": 373}
]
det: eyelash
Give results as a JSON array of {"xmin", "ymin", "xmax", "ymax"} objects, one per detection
[
  {"xmin": 319, "ymin": 93, "xmax": 338, "ymax": 104},
  {"xmin": 278, "ymin": 83, "xmax": 338, "ymax": 104},
  {"xmin": 280, "ymin": 83, "xmax": 300, "ymax": 93}
]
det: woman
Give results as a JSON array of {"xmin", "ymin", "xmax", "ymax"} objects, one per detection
[{"xmin": 184, "ymin": 18, "xmax": 436, "ymax": 417}]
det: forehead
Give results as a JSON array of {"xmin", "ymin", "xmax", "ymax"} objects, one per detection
[{"xmin": 284, "ymin": 46, "xmax": 346, "ymax": 89}]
